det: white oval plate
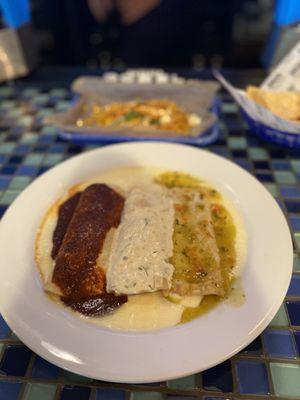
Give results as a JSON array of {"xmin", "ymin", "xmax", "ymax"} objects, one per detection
[{"xmin": 0, "ymin": 142, "xmax": 293, "ymax": 383}]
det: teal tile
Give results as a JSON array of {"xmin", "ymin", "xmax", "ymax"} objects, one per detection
[
  {"xmin": 227, "ymin": 137, "xmax": 247, "ymax": 149},
  {"xmin": 24, "ymin": 383, "xmax": 57, "ymax": 400},
  {"xmin": 0, "ymin": 190, "xmax": 20, "ymax": 205},
  {"xmin": 62, "ymin": 371, "xmax": 93, "ymax": 383},
  {"xmin": 270, "ymin": 363, "xmax": 300, "ymax": 397},
  {"xmin": 20, "ymin": 133, "xmax": 38, "ymax": 144},
  {"xmin": 50, "ymin": 88, "xmax": 67, "ymax": 97},
  {"xmin": 221, "ymin": 103, "xmax": 238, "ymax": 113},
  {"xmin": 248, "ymin": 147, "xmax": 268, "ymax": 160},
  {"xmin": 264, "ymin": 183, "xmax": 279, "ymax": 197},
  {"xmin": 55, "ymin": 101, "xmax": 70, "ymax": 111},
  {"xmin": 294, "ymin": 233, "xmax": 300, "ymax": 250},
  {"xmin": 274, "ymin": 171, "xmax": 297, "ymax": 185},
  {"xmin": 0, "ymin": 87, "xmax": 14, "ymax": 96},
  {"xmin": 0, "ymin": 143, "xmax": 16, "ymax": 154},
  {"xmin": 22, "ymin": 88, "xmax": 40, "ymax": 96},
  {"xmin": 167, "ymin": 374, "xmax": 197, "ymax": 389},
  {"xmin": 9, "ymin": 176, "xmax": 31, "ymax": 190},
  {"xmin": 41, "ymin": 126, "xmax": 58, "ymax": 136},
  {"xmin": 24, "ymin": 153, "xmax": 44, "ymax": 166},
  {"xmin": 131, "ymin": 392, "xmax": 163, "ymax": 400},
  {"xmin": 293, "ymin": 255, "xmax": 300, "ymax": 272},
  {"xmin": 43, "ymin": 154, "xmax": 64, "ymax": 166},
  {"xmin": 290, "ymin": 160, "xmax": 300, "ymax": 173},
  {"xmin": 36, "ymin": 109, "xmax": 53, "ymax": 118},
  {"xmin": 269, "ymin": 305, "xmax": 289, "ymax": 327},
  {"xmin": 8, "ymin": 109, "xmax": 22, "ymax": 118},
  {"xmin": 0, "ymin": 100, "xmax": 15, "ymax": 110},
  {"xmin": 33, "ymin": 94, "xmax": 49, "ymax": 105}
]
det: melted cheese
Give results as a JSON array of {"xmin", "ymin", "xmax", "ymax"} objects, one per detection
[
  {"xmin": 106, "ymin": 184, "xmax": 174, "ymax": 295},
  {"xmin": 93, "ymin": 292, "xmax": 183, "ymax": 331}
]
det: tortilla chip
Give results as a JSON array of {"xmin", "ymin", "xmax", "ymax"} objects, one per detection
[{"xmin": 246, "ymin": 85, "xmax": 300, "ymax": 121}]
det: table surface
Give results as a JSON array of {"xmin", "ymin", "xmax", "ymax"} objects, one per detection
[{"xmin": 0, "ymin": 69, "xmax": 299, "ymax": 400}]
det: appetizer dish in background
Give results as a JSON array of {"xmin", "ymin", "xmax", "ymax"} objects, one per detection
[{"xmin": 76, "ymin": 99, "xmax": 201, "ymax": 135}]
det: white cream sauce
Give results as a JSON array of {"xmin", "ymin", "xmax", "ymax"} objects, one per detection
[{"xmin": 106, "ymin": 184, "xmax": 174, "ymax": 295}]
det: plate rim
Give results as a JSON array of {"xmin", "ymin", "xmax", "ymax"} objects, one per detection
[{"xmin": 0, "ymin": 141, "xmax": 293, "ymax": 383}]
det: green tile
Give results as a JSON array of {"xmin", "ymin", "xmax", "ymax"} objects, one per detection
[
  {"xmin": 22, "ymin": 88, "xmax": 40, "ymax": 96},
  {"xmin": 0, "ymin": 190, "xmax": 20, "ymax": 205},
  {"xmin": 0, "ymin": 100, "xmax": 15, "ymax": 110},
  {"xmin": 43, "ymin": 154, "xmax": 64, "ymax": 166},
  {"xmin": 20, "ymin": 132, "xmax": 38, "ymax": 144},
  {"xmin": 274, "ymin": 171, "xmax": 297, "ymax": 185},
  {"xmin": 41, "ymin": 126, "xmax": 58, "ymax": 136},
  {"xmin": 50, "ymin": 88, "xmax": 67, "ymax": 97},
  {"xmin": 0, "ymin": 87, "xmax": 14, "ymax": 96},
  {"xmin": 132, "ymin": 392, "xmax": 163, "ymax": 400},
  {"xmin": 55, "ymin": 101, "xmax": 70, "ymax": 111},
  {"xmin": 293, "ymin": 255, "xmax": 300, "ymax": 272},
  {"xmin": 264, "ymin": 183, "xmax": 279, "ymax": 197},
  {"xmin": 294, "ymin": 233, "xmax": 300, "ymax": 250},
  {"xmin": 24, "ymin": 153, "xmax": 44, "ymax": 166},
  {"xmin": 167, "ymin": 374, "xmax": 197, "ymax": 389},
  {"xmin": 9, "ymin": 176, "xmax": 31, "ymax": 190},
  {"xmin": 248, "ymin": 147, "xmax": 268, "ymax": 160},
  {"xmin": 62, "ymin": 371, "xmax": 93, "ymax": 383},
  {"xmin": 269, "ymin": 304, "xmax": 289, "ymax": 327},
  {"xmin": 10, "ymin": 332, "xmax": 20, "ymax": 341},
  {"xmin": 221, "ymin": 102, "xmax": 238, "ymax": 113},
  {"xmin": 291, "ymin": 159, "xmax": 300, "ymax": 173},
  {"xmin": 227, "ymin": 137, "xmax": 247, "ymax": 149},
  {"xmin": 33, "ymin": 94, "xmax": 49, "ymax": 104},
  {"xmin": 37, "ymin": 109, "xmax": 53, "ymax": 119},
  {"xmin": 0, "ymin": 143, "xmax": 16, "ymax": 154},
  {"xmin": 0, "ymin": 344, "xmax": 4, "ymax": 353},
  {"xmin": 271, "ymin": 363, "xmax": 300, "ymax": 397},
  {"xmin": 24, "ymin": 383, "xmax": 57, "ymax": 400}
]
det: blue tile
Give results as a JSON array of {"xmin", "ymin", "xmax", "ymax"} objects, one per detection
[
  {"xmin": 31, "ymin": 356, "xmax": 60, "ymax": 379},
  {"xmin": 271, "ymin": 160, "xmax": 290, "ymax": 170},
  {"xmin": 0, "ymin": 175, "xmax": 11, "ymax": 189},
  {"xmin": 1, "ymin": 164, "xmax": 17, "ymax": 174},
  {"xmin": 14, "ymin": 144, "xmax": 32, "ymax": 155},
  {"xmin": 235, "ymin": 158, "xmax": 252, "ymax": 171},
  {"xmin": 280, "ymin": 186, "xmax": 300, "ymax": 198},
  {"xmin": 49, "ymin": 144, "xmax": 66, "ymax": 153},
  {"xmin": 0, "ymin": 155, "xmax": 7, "ymax": 163},
  {"xmin": 0, "ymin": 315, "xmax": 10, "ymax": 339},
  {"xmin": 287, "ymin": 274, "xmax": 300, "ymax": 297},
  {"xmin": 286, "ymin": 201, "xmax": 300, "ymax": 213},
  {"xmin": 241, "ymin": 336, "xmax": 262, "ymax": 355},
  {"xmin": 0, "ymin": 381, "xmax": 21, "ymax": 400},
  {"xmin": 254, "ymin": 161, "xmax": 269, "ymax": 169},
  {"xmin": 37, "ymin": 135, "xmax": 54, "ymax": 145},
  {"xmin": 96, "ymin": 388, "xmax": 126, "ymax": 400},
  {"xmin": 255, "ymin": 172, "xmax": 273, "ymax": 183},
  {"xmin": 286, "ymin": 301, "xmax": 300, "ymax": 326},
  {"xmin": 37, "ymin": 166, "xmax": 50, "ymax": 176},
  {"xmin": 263, "ymin": 330, "xmax": 297, "ymax": 358},
  {"xmin": 289, "ymin": 217, "xmax": 300, "ymax": 232},
  {"xmin": 294, "ymin": 331, "xmax": 300, "ymax": 354},
  {"xmin": 0, "ymin": 205, "xmax": 8, "ymax": 217},
  {"xmin": 0, "ymin": 345, "xmax": 32, "ymax": 376},
  {"xmin": 202, "ymin": 360, "xmax": 233, "ymax": 392},
  {"xmin": 235, "ymin": 361, "xmax": 270, "ymax": 394},
  {"xmin": 61, "ymin": 386, "xmax": 91, "ymax": 400},
  {"xmin": 212, "ymin": 147, "xmax": 230, "ymax": 158},
  {"xmin": 8, "ymin": 156, "xmax": 23, "ymax": 164},
  {"xmin": 17, "ymin": 165, "xmax": 38, "ymax": 177}
]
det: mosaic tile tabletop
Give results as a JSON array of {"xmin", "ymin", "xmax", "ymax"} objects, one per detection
[{"xmin": 0, "ymin": 83, "xmax": 300, "ymax": 400}]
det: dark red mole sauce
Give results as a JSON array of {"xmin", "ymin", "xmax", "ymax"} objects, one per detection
[{"xmin": 51, "ymin": 184, "xmax": 127, "ymax": 316}]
